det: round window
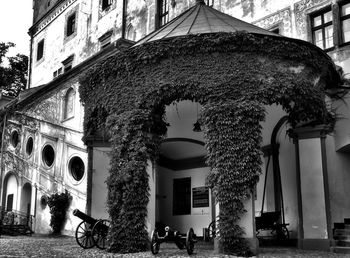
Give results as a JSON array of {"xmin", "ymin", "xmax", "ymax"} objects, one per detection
[
  {"xmin": 69, "ymin": 157, "xmax": 85, "ymax": 181},
  {"xmin": 42, "ymin": 145, "xmax": 55, "ymax": 167},
  {"xmin": 26, "ymin": 137, "xmax": 34, "ymax": 156},
  {"xmin": 11, "ymin": 131, "xmax": 19, "ymax": 148},
  {"xmin": 40, "ymin": 195, "xmax": 47, "ymax": 209}
]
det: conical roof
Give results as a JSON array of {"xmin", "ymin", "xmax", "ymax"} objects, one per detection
[{"xmin": 135, "ymin": 0, "xmax": 280, "ymax": 46}]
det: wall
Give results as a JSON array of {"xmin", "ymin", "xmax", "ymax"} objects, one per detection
[
  {"xmin": 157, "ymin": 166, "xmax": 212, "ymax": 236},
  {"xmin": 91, "ymin": 147, "xmax": 111, "ymax": 219}
]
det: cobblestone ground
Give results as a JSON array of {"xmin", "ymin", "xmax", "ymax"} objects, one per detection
[{"xmin": 0, "ymin": 235, "xmax": 349, "ymax": 258}]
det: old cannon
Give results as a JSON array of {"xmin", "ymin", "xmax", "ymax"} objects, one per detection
[
  {"xmin": 72, "ymin": 209, "xmax": 110, "ymax": 249},
  {"xmin": 151, "ymin": 226, "xmax": 197, "ymax": 255}
]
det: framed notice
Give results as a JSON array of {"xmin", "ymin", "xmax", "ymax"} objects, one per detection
[{"xmin": 192, "ymin": 186, "xmax": 209, "ymax": 208}]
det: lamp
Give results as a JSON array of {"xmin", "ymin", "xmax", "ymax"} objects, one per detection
[{"xmin": 193, "ymin": 103, "xmax": 202, "ymax": 132}]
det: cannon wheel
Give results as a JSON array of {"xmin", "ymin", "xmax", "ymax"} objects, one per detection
[
  {"xmin": 75, "ymin": 221, "xmax": 95, "ymax": 249},
  {"xmin": 186, "ymin": 228, "xmax": 195, "ymax": 255},
  {"xmin": 92, "ymin": 219, "xmax": 111, "ymax": 250},
  {"xmin": 151, "ymin": 230, "xmax": 160, "ymax": 254}
]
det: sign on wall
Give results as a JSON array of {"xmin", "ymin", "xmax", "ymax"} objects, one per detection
[{"xmin": 192, "ymin": 186, "xmax": 209, "ymax": 208}]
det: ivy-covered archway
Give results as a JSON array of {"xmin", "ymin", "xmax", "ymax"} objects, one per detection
[{"xmin": 79, "ymin": 32, "xmax": 338, "ymax": 254}]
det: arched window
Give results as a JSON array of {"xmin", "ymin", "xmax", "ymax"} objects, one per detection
[
  {"xmin": 63, "ymin": 88, "xmax": 75, "ymax": 120},
  {"xmin": 126, "ymin": 24, "xmax": 136, "ymax": 41}
]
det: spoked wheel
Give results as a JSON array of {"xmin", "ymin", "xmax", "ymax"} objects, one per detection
[
  {"xmin": 276, "ymin": 225, "xmax": 289, "ymax": 240},
  {"xmin": 207, "ymin": 220, "xmax": 216, "ymax": 240},
  {"xmin": 92, "ymin": 219, "xmax": 111, "ymax": 250},
  {"xmin": 151, "ymin": 230, "xmax": 160, "ymax": 255},
  {"xmin": 75, "ymin": 221, "xmax": 95, "ymax": 249},
  {"xmin": 186, "ymin": 228, "xmax": 196, "ymax": 255}
]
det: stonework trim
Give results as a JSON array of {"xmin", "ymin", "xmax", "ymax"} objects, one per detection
[{"xmin": 32, "ymin": 0, "xmax": 78, "ymax": 37}]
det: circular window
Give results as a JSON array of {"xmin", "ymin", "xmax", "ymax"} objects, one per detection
[
  {"xmin": 69, "ymin": 157, "xmax": 85, "ymax": 181},
  {"xmin": 40, "ymin": 195, "xmax": 47, "ymax": 209},
  {"xmin": 26, "ymin": 137, "xmax": 34, "ymax": 156},
  {"xmin": 11, "ymin": 131, "xmax": 19, "ymax": 148},
  {"xmin": 42, "ymin": 145, "xmax": 55, "ymax": 167}
]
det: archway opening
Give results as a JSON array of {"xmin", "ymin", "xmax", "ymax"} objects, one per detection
[
  {"xmin": 20, "ymin": 183, "xmax": 32, "ymax": 217},
  {"xmin": 155, "ymin": 100, "xmax": 214, "ymax": 242}
]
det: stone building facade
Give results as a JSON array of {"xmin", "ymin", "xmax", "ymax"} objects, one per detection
[{"xmin": 0, "ymin": 0, "xmax": 349, "ymax": 253}]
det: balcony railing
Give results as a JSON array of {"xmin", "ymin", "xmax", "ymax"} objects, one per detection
[{"xmin": 0, "ymin": 207, "xmax": 34, "ymax": 236}]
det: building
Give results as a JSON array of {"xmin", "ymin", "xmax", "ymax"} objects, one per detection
[{"xmin": 0, "ymin": 0, "xmax": 349, "ymax": 254}]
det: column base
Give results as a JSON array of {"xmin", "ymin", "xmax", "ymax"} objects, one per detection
[
  {"xmin": 213, "ymin": 237, "xmax": 259, "ymax": 255},
  {"xmin": 300, "ymin": 239, "xmax": 331, "ymax": 251}
]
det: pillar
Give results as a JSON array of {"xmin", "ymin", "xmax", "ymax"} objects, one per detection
[{"xmin": 291, "ymin": 125, "xmax": 332, "ymax": 251}]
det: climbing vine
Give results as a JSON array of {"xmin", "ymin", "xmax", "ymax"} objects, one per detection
[{"xmin": 79, "ymin": 32, "xmax": 338, "ymax": 254}]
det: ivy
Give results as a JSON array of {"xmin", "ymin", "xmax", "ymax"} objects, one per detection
[
  {"xmin": 79, "ymin": 32, "xmax": 337, "ymax": 254},
  {"xmin": 47, "ymin": 191, "xmax": 72, "ymax": 234}
]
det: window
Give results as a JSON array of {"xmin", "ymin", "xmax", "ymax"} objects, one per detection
[
  {"xmin": 11, "ymin": 131, "xmax": 19, "ymax": 148},
  {"xmin": 270, "ymin": 27, "xmax": 280, "ymax": 35},
  {"xmin": 53, "ymin": 67, "xmax": 63, "ymax": 78},
  {"xmin": 69, "ymin": 156, "xmax": 85, "ymax": 181},
  {"xmin": 98, "ymin": 30, "xmax": 113, "ymax": 49},
  {"xmin": 37, "ymin": 40, "xmax": 44, "ymax": 61},
  {"xmin": 206, "ymin": 0, "xmax": 214, "ymax": 7},
  {"xmin": 311, "ymin": 8, "xmax": 333, "ymax": 50},
  {"xmin": 66, "ymin": 12, "xmax": 76, "ymax": 37},
  {"xmin": 158, "ymin": 0, "xmax": 169, "ymax": 27},
  {"xmin": 42, "ymin": 144, "xmax": 55, "ymax": 167},
  {"xmin": 126, "ymin": 25, "xmax": 136, "ymax": 41},
  {"xmin": 102, "ymin": 0, "xmax": 112, "ymax": 10},
  {"xmin": 63, "ymin": 88, "xmax": 75, "ymax": 119},
  {"xmin": 173, "ymin": 178, "xmax": 191, "ymax": 215},
  {"xmin": 341, "ymin": 2, "xmax": 350, "ymax": 44},
  {"xmin": 62, "ymin": 55, "xmax": 74, "ymax": 72},
  {"xmin": 26, "ymin": 137, "xmax": 34, "ymax": 156}
]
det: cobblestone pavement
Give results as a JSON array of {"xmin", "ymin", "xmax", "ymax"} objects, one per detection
[{"xmin": 0, "ymin": 235, "xmax": 349, "ymax": 258}]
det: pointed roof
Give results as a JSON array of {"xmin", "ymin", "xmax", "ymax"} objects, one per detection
[{"xmin": 135, "ymin": 0, "xmax": 280, "ymax": 46}]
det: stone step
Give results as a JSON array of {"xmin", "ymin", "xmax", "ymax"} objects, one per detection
[
  {"xmin": 333, "ymin": 228, "xmax": 350, "ymax": 235},
  {"xmin": 334, "ymin": 223, "xmax": 345, "ymax": 229},
  {"xmin": 336, "ymin": 240, "xmax": 350, "ymax": 247},
  {"xmin": 334, "ymin": 234, "xmax": 350, "ymax": 241},
  {"xmin": 331, "ymin": 246, "xmax": 350, "ymax": 254}
]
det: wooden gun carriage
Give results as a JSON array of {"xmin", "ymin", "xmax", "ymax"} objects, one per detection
[
  {"xmin": 151, "ymin": 226, "xmax": 197, "ymax": 255},
  {"xmin": 72, "ymin": 209, "xmax": 111, "ymax": 249}
]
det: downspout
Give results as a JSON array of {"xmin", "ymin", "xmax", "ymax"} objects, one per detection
[
  {"xmin": 0, "ymin": 113, "xmax": 8, "ymax": 209},
  {"xmin": 27, "ymin": 32, "xmax": 34, "ymax": 89},
  {"xmin": 121, "ymin": 0, "xmax": 127, "ymax": 39}
]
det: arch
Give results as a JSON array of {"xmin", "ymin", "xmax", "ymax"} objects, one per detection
[
  {"xmin": 63, "ymin": 87, "xmax": 75, "ymax": 120},
  {"xmin": 2, "ymin": 172, "xmax": 19, "ymax": 211},
  {"xmin": 80, "ymin": 32, "xmax": 336, "ymax": 253},
  {"xmin": 20, "ymin": 182, "xmax": 32, "ymax": 216},
  {"xmin": 126, "ymin": 24, "xmax": 136, "ymax": 41},
  {"xmin": 161, "ymin": 138, "xmax": 205, "ymax": 146}
]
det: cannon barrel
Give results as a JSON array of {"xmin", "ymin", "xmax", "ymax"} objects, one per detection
[{"xmin": 72, "ymin": 209, "xmax": 98, "ymax": 225}]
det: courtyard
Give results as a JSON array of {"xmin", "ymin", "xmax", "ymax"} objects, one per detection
[{"xmin": 0, "ymin": 235, "xmax": 348, "ymax": 258}]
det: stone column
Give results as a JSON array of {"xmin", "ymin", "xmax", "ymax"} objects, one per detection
[
  {"xmin": 291, "ymin": 125, "xmax": 332, "ymax": 251},
  {"xmin": 147, "ymin": 160, "xmax": 156, "ymax": 236}
]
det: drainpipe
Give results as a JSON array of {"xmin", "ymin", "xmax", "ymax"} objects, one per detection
[
  {"xmin": 0, "ymin": 112, "xmax": 8, "ymax": 209},
  {"xmin": 121, "ymin": 0, "xmax": 127, "ymax": 39},
  {"xmin": 27, "ymin": 32, "xmax": 34, "ymax": 89}
]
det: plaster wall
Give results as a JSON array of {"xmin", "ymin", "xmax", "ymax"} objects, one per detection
[
  {"xmin": 325, "ymin": 136, "xmax": 350, "ymax": 224},
  {"xmin": 157, "ymin": 165, "xmax": 212, "ymax": 236},
  {"xmin": 299, "ymin": 138, "xmax": 328, "ymax": 239},
  {"xmin": 91, "ymin": 147, "xmax": 111, "ymax": 220}
]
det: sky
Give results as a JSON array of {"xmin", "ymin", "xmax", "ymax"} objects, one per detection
[{"xmin": 0, "ymin": 1, "xmax": 33, "ymax": 57}]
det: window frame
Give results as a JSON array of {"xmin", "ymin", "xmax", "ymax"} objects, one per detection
[
  {"xmin": 66, "ymin": 12, "xmax": 76, "ymax": 37},
  {"xmin": 36, "ymin": 39, "xmax": 45, "ymax": 62},
  {"xmin": 101, "ymin": 0, "xmax": 112, "ymax": 11},
  {"xmin": 158, "ymin": 0, "xmax": 169, "ymax": 27},
  {"xmin": 340, "ymin": 2, "xmax": 350, "ymax": 45},
  {"xmin": 310, "ymin": 6, "xmax": 334, "ymax": 50}
]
